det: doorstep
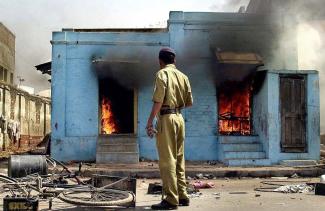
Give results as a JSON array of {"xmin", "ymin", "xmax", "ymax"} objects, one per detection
[{"xmin": 64, "ymin": 161, "xmax": 325, "ymax": 179}]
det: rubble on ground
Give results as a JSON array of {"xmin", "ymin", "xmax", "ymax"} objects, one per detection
[
  {"xmin": 274, "ymin": 184, "xmax": 314, "ymax": 193},
  {"xmin": 192, "ymin": 181, "xmax": 215, "ymax": 189}
]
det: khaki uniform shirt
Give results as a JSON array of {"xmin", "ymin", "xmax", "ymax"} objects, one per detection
[{"xmin": 152, "ymin": 64, "xmax": 193, "ymax": 108}]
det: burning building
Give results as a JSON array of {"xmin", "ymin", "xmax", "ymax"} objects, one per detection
[{"xmin": 50, "ymin": 3, "xmax": 320, "ymax": 166}]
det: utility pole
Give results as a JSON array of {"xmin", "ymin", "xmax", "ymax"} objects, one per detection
[{"xmin": 17, "ymin": 76, "xmax": 25, "ymax": 88}]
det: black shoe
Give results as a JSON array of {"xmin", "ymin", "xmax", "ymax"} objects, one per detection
[
  {"xmin": 179, "ymin": 198, "xmax": 190, "ymax": 206},
  {"xmin": 151, "ymin": 200, "xmax": 178, "ymax": 210}
]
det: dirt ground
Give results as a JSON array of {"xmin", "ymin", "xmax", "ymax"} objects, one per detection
[{"xmin": 1, "ymin": 178, "xmax": 325, "ymax": 211}]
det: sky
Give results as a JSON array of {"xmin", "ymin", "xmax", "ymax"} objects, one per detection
[{"xmin": 0, "ymin": 0, "xmax": 249, "ymax": 92}]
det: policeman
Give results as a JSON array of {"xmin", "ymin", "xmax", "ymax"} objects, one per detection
[{"xmin": 146, "ymin": 47, "xmax": 193, "ymax": 210}]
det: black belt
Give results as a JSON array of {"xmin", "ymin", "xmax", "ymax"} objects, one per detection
[{"xmin": 160, "ymin": 108, "xmax": 180, "ymax": 115}]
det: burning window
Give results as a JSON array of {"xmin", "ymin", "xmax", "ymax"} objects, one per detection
[
  {"xmin": 218, "ymin": 80, "xmax": 252, "ymax": 135},
  {"xmin": 99, "ymin": 79, "xmax": 134, "ymax": 135}
]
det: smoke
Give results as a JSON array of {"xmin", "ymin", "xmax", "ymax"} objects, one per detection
[
  {"xmin": 245, "ymin": 0, "xmax": 325, "ymax": 133},
  {"xmin": 298, "ymin": 21, "xmax": 325, "ymax": 133},
  {"xmin": 0, "ymin": 0, "xmax": 252, "ymax": 92},
  {"xmin": 280, "ymin": 0, "xmax": 325, "ymax": 133},
  {"xmin": 92, "ymin": 43, "xmax": 166, "ymax": 89},
  {"xmin": 88, "ymin": 0, "xmax": 254, "ymax": 89},
  {"xmin": 210, "ymin": 0, "xmax": 250, "ymax": 12}
]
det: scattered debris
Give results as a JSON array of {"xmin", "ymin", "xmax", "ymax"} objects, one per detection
[
  {"xmin": 229, "ymin": 192, "xmax": 248, "ymax": 194},
  {"xmin": 187, "ymin": 184, "xmax": 199, "ymax": 194},
  {"xmin": 193, "ymin": 173, "xmax": 214, "ymax": 180},
  {"xmin": 274, "ymin": 184, "xmax": 314, "ymax": 193},
  {"xmin": 192, "ymin": 181, "xmax": 215, "ymax": 189},
  {"xmin": 290, "ymin": 173, "xmax": 300, "ymax": 178},
  {"xmin": 255, "ymin": 180, "xmax": 313, "ymax": 193},
  {"xmin": 239, "ymin": 177, "xmax": 247, "ymax": 180},
  {"xmin": 195, "ymin": 173, "xmax": 204, "ymax": 179},
  {"xmin": 203, "ymin": 174, "xmax": 214, "ymax": 179},
  {"xmin": 207, "ymin": 161, "xmax": 218, "ymax": 165},
  {"xmin": 189, "ymin": 192, "xmax": 203, "ymax": 198},
  {"xmin": 147, "ymin": 182, "xmax": 162, "ymax": 194},
  {"xmin": 213, "ymin": 193, "xmax": 221, "ymax": 199}
]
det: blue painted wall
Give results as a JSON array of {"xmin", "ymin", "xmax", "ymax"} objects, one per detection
[
  {"xmin": 266, "ymin": 70, "xmax": 320, "ymax": 164},
  {"xmin": 51, "ymin": 11, "xmax": 320, "ymax": 164},
  {"xmin": 251, "ymin": 70, "xmax": 320, "ymax": 164},
  {"xmin": 51, "ymin": 30, "xmax": 170, "ymax": 161},
  {"xmin": 253, "ymin": 71, "xmax": 269, "ymax": 157}
]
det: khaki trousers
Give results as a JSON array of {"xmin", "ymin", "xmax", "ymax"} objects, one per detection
[{"xmin": 156, "ymin": 113, "xmax": 189, "ymax": 205}]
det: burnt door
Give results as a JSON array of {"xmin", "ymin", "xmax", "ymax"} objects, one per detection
[{"xmin": 280, "ymin": 75, "xmax": 307, "ymax": 152}]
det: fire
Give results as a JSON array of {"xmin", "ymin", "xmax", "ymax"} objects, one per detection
[
  {"xmin": 218, "ymin": 81, "xmax": 251, "ymax": 135},
  {"xmin": 101, "ymin": 97, "xmax": 118, "ymax": 134}
]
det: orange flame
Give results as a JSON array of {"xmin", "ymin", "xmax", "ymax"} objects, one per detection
[
  {"xmin": 218, "ymin": 82, "xmax": 251, "ymax": 135},
  {"xmin": 101, "ymin": 97, "xmax": 118, "ymax": 134}
]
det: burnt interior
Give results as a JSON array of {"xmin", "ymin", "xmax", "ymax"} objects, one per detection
[
  {"xmin": 218, "ymin": 79, "xmax": 253, "ymax": 136},
  {"xmin": 99, "ymin": 78, "xmax": 134, "ymax": 134}
]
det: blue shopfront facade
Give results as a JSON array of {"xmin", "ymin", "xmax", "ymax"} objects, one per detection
[{"xmin": 50, "ymin": 11, "xmax": 320, "ymax": 166}]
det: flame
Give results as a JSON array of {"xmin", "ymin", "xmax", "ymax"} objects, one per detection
[
  {"xmin": 218, "ymin": 81, "xmax": 251, "ymax": 135},
  {"xmin": 101, "ymin": 97, "xmax": 118, "ymax": 134}
]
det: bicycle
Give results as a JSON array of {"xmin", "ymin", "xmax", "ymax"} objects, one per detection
[{"xmin": 0, "ymin": 156, "xmax": 135, "ymax": 207}]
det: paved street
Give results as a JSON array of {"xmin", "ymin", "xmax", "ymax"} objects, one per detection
[
  {"xmin": 2, "ymin": 178, "xmax": 325, "ymax": 211},
  {"xmin": 132, "ymin": 178, "xmax": 325, "ymax": 211}
]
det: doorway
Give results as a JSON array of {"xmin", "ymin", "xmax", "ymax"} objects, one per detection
[
  {"xmin": 99, "ymin": 78, "xmax": 136, "ymax": 135},
  {"xmin": 280, "ymin": 75, "xmax": 307, "ymax": 152}
]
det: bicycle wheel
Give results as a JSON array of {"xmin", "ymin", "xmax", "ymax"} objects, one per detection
[
  {"xmin": 0, "ymin": 174, "xmax": 17, "ymax": 183},
  {"xmin": 0, "ymin": 174, "xmax": 27, "ymax": 195},
  {"xmin": 58, "ymin": 188, "xmax": 134, "ymax": 207}
]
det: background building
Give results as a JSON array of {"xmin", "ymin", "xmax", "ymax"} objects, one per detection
[
  {"xmin": 0, "ymin": 23, "xmax": 15, "ymax": 85},
  {"xmin": 0, "ymin": 23, "xmax": 51, "ymax": 152}
]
